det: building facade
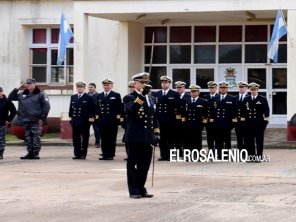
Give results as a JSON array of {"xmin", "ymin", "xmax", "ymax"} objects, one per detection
[{"xmin": 1, "ymin": 0, "xmax": 296, "ymax": 139}]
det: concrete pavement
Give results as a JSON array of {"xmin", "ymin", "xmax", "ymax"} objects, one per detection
[{"xmin": 0, "ymin": 145, "xmax": 296, "ymax": 222}]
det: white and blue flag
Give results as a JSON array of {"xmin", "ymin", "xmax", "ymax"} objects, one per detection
[
  {"xmin": 268, "ymin": 10, "xmax": 287, "ymax": 63},
  {"xmin": 57, "ymin": 13, "xmax": 73, "ymax": 65}
]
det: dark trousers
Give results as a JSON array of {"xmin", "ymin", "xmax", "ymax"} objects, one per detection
[
  {"xmin": 175, "ymin": 123, "xmax": 185, "ymax": 155},
  {"xmin": 92, "ymin": 122, "xmax": 101, "ymax": 144},
  {"xmin": 206, "ymin": 125, "xmax": 215, "ymax": 150},
  {"xmin": 159, "ymin": 122, "xmax": 176, "ymax": 160},
  {"xmin": 72, "ymin": 124, "xmax": 91, "ymax": 158},
  {"xmin": 99, "ymin": 124, "xmax": 118, "ymax": 158},
  {"xmin": 235, "ymin": 123, "xmax": 246, "ymax": 151},
  {"xmin": 245, "ymin": 126, "xmax": 265, "ymax": 157},
  {"xmin": 184, "ymin": 127, "xmax": 202, "ymax": 152},
  {"xmin": 24, "ymin": 122, "xmax": 41, "ymax": 153},
  {"xmin": 214, "ymin": 127, "xmax": 232, "ymax": 158},
  {"xmin": 0, "ymin": 125, "xmax": 6, "ymax": 151},
  {"xmin": 126, "ymin": 143, "xmax": 152, "ymax": 196}
]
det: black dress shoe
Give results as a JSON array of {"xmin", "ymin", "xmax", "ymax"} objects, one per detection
[
  {"xmin": 141, "ymin": 193, "xmax": 153, "ymax": 198},
  {"xmin": 130, "ymin": 194, "xmax": 141, "ymax": 199},
  {"xmin": 80, "ymin": 156, "xmax": 86, "ymax": 160},
  {"xmin": 99, "ymin": 157, "xmax": 113, "ymax": 160},
  {"xmin": 72, "ymin": 156, "xmax": 81, "ymax": 159}
]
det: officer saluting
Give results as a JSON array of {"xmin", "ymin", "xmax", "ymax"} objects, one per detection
[
  {"xmin": 174, "ymin": 81, "xmax": 190, "ymax": 155},
  {"xmin": 203, "ymin": 81, "xmax": 219, "ymax": 151},
  {"xmin": 243, "ymin": 83, "xmax": 269, "ymax": 162},
  {"xmin": 212, "ymin": 81, "xmax": 237, "ymax": 159},
  {"xmin": 123, "ymin": 72, "xmax": 159, "ymax": 199},
  {"xmin": 96, "ymin": 79, "xmax": 123, "ymax": 160},
  {"xmin": 69, "ymin": 81, "xmax": 95, "ymax": 159},
  {"xmin": 183, "ymin": 85, "xmax": 207, "ymax": 152},
  {"xmin": 154, "ymin": 76, "xmax": 180, "ymax": 161},
  {"xmin": 235, "ymin": 81, "xmax": 249, "ymax": 153}
]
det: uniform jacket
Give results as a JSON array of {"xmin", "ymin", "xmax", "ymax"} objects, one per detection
[
  {"xmin": 0, "ymin": 95, "xmax": 16, "ymax": 126},
  {"xmin": 211, "ymin": 94, "xmax": 237, "ymax": 128},
  {"xmin": 88, "ymin": 91, "xmax": 99, "ymax": 104},
  {"xmin": 153, "ymin": 89, "xmax": 180, "ymax": 124},
  {"xmin": 123, "ymin": 91, "xmax": 158, "ymax": 144},
  {"xmin": 95, "ymin": 91, "xmax": 123, "ymax": 126},
  {"xmin": 177, "ymin": 92, "xmax": 191, "ymax": 124},
  {"xmin": 183, "ymin": 97, "xmax": 208, "ymax": 129},
  {"xmin": 235, "ymin": 94, "xmax": 249, "ymax": 123},
  {"xmin": 8, "ymin": 87, "xmax": 50, "ymax": 123},
  {"xmin": 69, "ymin": 93, "xmax": 95, "ymax": 126},
  {"xmin": 243, "ymin": 95, "xmax": 270, "ymax": 127},
  {"xmin": 203, "ymin": 93, "xmax": 220, "ymax": 124}
]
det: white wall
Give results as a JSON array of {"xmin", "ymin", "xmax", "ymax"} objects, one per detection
[{"xmin": 0, "ymin": 0, "xmax": 73, "ymax": 117}]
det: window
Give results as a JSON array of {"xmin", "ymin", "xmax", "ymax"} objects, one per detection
[
  {"xmin": 196, "ymin": 69, "xmax": 214, "ymax": 89},
  {"xmin": 247, "ymin": 68, "xmax": 266, "ymax": 89},
  {"xmin": 144, "ymin": 66, "xmax": 167, "ymax": 88},
  {"xmin": 30, "ymin": 28, "xmax": 74, "ymax": 85},
  {"xmin": 172, "ymin": 69, "xmax": 190, "ymax": 85},
  {"xmin": 194, "ymin": 45, "xmax": 216, "ymax": 64},
  {"xmin": 219, "ymin": 45, "xmax": 242, "ymax": 63},
  {"xmin": 245, "ymin": 45, "xmax": 267, "ymax": 63}
]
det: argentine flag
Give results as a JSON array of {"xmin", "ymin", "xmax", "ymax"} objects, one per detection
[
  {"xmin": 268, "ymin": 10, "xmax": 287, "ymax": 63},
  {"xmin": 57, "ymin": 13, "xmax": 73, "ymax": 65}
]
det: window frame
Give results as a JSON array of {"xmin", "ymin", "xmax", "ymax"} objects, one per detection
[{"xmin": 29, "ymin": 27, "xmax": 74, "ymax": 87}]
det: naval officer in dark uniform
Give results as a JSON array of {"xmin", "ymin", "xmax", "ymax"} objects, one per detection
[
  {"xmin": 212, "ymin": 81, "xmax": 237, "ymax": 159},
  {"xmin": 95, "ymin": 79, "xmax": 123, "ymax": 160},
  {"xmin": 243, "ymin": 83, "xmax": 269, "ymax": 162},
  {"xmin": 123, "ymin": 72, "xmax": 159, "ymax": 199},
  {"xmin": 174, "ymin": 81, "xmax": 190, "ymax": 156},
  {"xmin": 203, "ymin": 81, "xmax": 219, "ymax": 151},
  {"xmin": 235, "ymin": 81, "xmax": 249, "ymax": 153},
  {"xmin": 182, "ymin": 85, "xmax": 208, "ymax": 152},
  {"xmin": 153, "ymin": 76, "xmax": 180, "ymax": 161},
  {"xmin": 69, "ymin": 81, "xmax": 95, "ymax": 159}
]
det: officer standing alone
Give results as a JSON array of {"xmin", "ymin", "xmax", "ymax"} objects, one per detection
[
  {"xmin": 123, "ymin": 72, "xmax": 159, "ymax": 199},
  {"xmin": 69, "ymin": 81, "xmax": 95, "ymax": 159}
]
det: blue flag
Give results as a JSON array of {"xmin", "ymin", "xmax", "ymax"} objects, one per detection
[
  {"xmin": 57, "ymin": 13, "xmax": 73, "ymax": 65},
  {"xmin": 268, "ymin": 10, "xmax": 287, "ymax": 63}
]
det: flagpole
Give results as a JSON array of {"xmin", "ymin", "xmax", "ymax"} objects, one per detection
[{"xmin": 279, "ymin": 9, "xmax": 294, "ymax": 48}]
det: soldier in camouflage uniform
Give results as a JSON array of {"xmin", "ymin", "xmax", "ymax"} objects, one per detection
[
  {"xmin": 8, "ymin": 79, "xmax": 51, "ymax": 159},
  {"xmin": 0, "ymin": 87, "xmax": 16, "ymax": 159}
]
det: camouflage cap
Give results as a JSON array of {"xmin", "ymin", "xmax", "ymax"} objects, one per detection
[
  {"xmin": 26, "ymin": 78, "xmax": 36, "ymax": 84},
  {"xmin": 189, "ymin": 84, "xmax": 201, "ymax": 91},
  {"xmin": 160, "ymin": 75, "xmax": 172, "ymax": 82}
]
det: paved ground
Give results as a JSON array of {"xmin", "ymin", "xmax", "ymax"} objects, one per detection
[{"xmin": 0, "ymin": 145, "xmax": 296, "ymax": 222}]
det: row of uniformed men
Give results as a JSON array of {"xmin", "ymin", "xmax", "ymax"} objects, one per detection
[{"xmin": 69, "ymin": 75, "xmax": 269, "ymax": 162}]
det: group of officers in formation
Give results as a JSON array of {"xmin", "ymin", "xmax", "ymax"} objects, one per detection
[
  {"xmin": 0, "ymin": 73, "xmax": 270, "ymax": 199},
  {"xmin": 68, "ymin": 72, "xmax": 270, "ymax": 198}
]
